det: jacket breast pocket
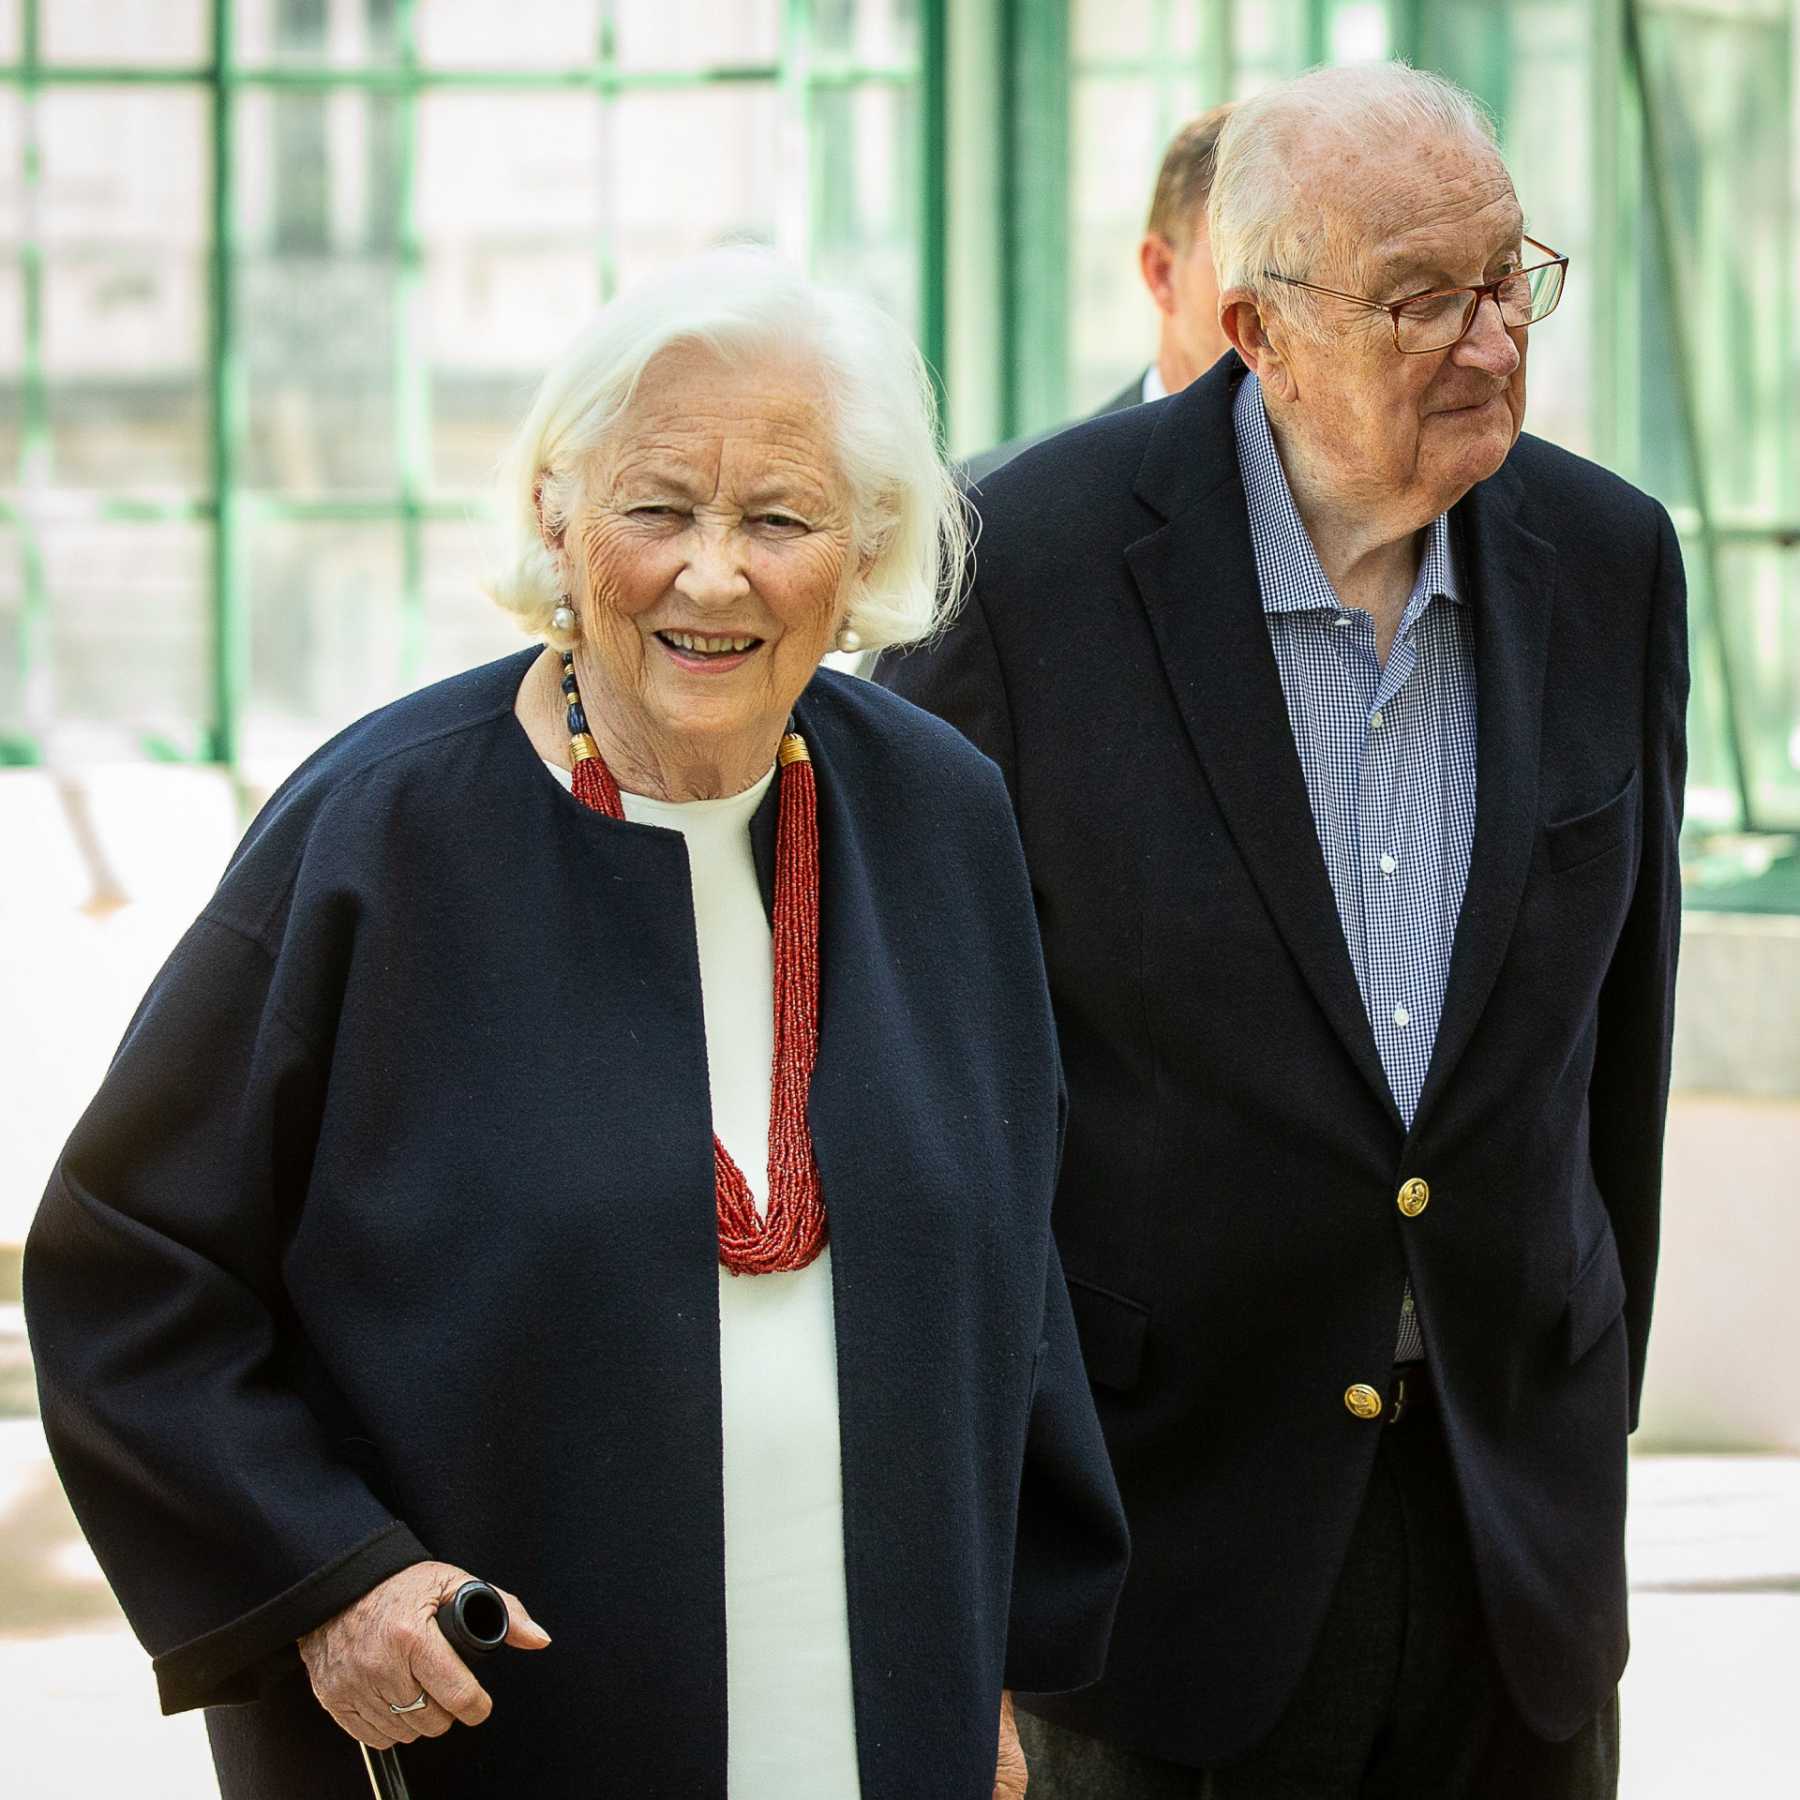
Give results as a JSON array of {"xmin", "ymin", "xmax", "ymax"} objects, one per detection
[
  {"xmin": 1538, "ymin": 768, "xmax": 1640, "ymax": 875},
  {"xmin": 1562, "ymin": 1225, "xmax": 1628, "ymax": 1365},
  {"xmin": 1066, "ymin": 1275, "xmax": 1150, "ymax": 1393}
]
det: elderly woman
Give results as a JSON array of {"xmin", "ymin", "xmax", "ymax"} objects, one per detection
[{"xmin": 25, "ymin": 250, "xmax": 1128, "ymax": 1799}]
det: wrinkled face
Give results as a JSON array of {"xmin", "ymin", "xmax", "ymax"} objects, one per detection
[
  {"xmin": 553, "ymin": 343, "xmax": 856, "ymax": 772},
  {"xmin": 1267, "ymin": 131, "xmax": 1529, "ymax": 522},
  {"xmin": 1168, "ymin": 220, "xmax": 1228, "ymax": 379}
]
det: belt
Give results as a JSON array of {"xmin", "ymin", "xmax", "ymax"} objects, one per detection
[{"xmin": 1386, "ymin": 1362, "xmax": 1434, "ymax": 1425}]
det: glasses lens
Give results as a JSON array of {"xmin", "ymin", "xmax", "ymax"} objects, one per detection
[{"xmin": 1394, "ymin": 290, "xmax": 1476, "ymax": 353}]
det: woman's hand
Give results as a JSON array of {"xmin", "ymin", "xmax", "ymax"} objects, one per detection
[
  {"xmin": 297, "ymin": 1559, "xmax": 550, "ymax": 1748},
  {"xmin": 994, "ymin": 1689, "xmax": 1028, "ymax": 1798}
]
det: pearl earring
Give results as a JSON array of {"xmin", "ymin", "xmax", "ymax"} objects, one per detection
[
  {"xmin": 835, "ymin": 624, "xmax": 863, "ymax": 655},
  {"xmin": 551, "ymin": 602, "xmax": 577, "ymax": 637}
]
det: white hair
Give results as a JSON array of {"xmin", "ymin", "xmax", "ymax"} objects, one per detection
[
  {"xmin": 1208, "ymin": 62, "xmax": 1503, "ymax": 339},
  {"xmin": 484, "ymin": 246, "xmax": 966, "ymax": 654}
]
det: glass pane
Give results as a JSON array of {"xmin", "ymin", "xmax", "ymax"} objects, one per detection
[
  {"xmin": 615, "ymin": 0, "xmax": 779, "ymax": 68},
  {"xmin": 1074, "ymin": 0, "xmax": 1159, "ymax": 61},
  {"xmin": 0, "ymin": 89, "xmax": 20, "ymax": 245},
  {"xmin": 42, "ymin": 523, "xmax": 212, "ymax": 746},
  {"xmin": 812, "ymin": 0, "xmax": 920, "ymax": 63},
  {"xmin": 1643, "ymin": 6, "xmax": 1794, "ymax": 523},
  {"xmin": 1231, "ymin": 0, "xmax": 1312, "ymax": 95},
  {"xmin": 1720, "ymin": 542, "xmax": 1800, "ymax": 830},
  {"xmin": 235, "ymin": 89, "xmax": 405, "ymax": 494},
  {"xmin": 0, "ymin": 530, "xmax": 23, "ymax": 740},
  {"xmin": 417, "ymin": 0, "xmax": 602, "ymax": 69},
  {"xmin": 612, "ymin": 87, "xmax": 783, "ymax": 288},
  {"xmin": 42, "ymin": 0, "xmax": 209, "ymax": 65},
  {"xmin": 421, "ymin": 518, "xmax": 529, "ymax": 689},
  {"xmin": 808, "ymin": 81, "xmax": 920, "ymax": 335},
  {"xmin": 39, "ymin": 88, "xmax": 210, "ymax": 493},
  {"xmin": 244, "ymin": 521, "xmax": 405, "ymax": 767},
  {"xmin": 1487, "ymin": 0, "xmax": 1594, "ymax": 460},
  {"xmin": 0, "ymin": 0, "xmax": 18, "ymax": 63},
  {"xmin": 1068, "ymin": 75, "xmax": 1205, "ymax": 412},
  {"xmin": 234, "ymin": 0, "xmax": 404, "ymax": 67},
  {"xmin": 418, "ymin": 91, "xmax": 601, "ymax": 245},
  {"xmin": 0, "ymin": 265, "xmax": 20, "ymax": 482}
]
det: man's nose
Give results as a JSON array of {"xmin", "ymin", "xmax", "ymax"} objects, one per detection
[{"xmin": 1452, "ymin": 291, "xmax": 1522, "ymax": 378}]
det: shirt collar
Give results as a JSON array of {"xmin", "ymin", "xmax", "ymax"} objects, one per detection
[
  {"xmin": 1232, "ymin": 372, "xmax": 1461, "ymax": 619},
  {"xmin": 1141, "ymin": 363, "xmax": 1169, "ymax": 405}
]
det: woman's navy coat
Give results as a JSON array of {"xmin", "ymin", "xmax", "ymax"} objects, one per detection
[{"xmin": 25, "ymin": 651, "xmax": 1129, "ymax": 1799}]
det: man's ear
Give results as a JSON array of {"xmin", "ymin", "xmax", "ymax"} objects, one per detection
[
  {"xmin": 1138, "ymin": 234, "xmax": 1180, "ymax": 317},
  {"xmin": 1220, "ymin": 289, "xmax": 1291, "ymax": 394}
]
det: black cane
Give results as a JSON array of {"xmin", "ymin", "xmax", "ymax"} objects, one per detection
[{"xmin": 360, "ymin": 1580, "xmax": 511, "ymax": 1800}]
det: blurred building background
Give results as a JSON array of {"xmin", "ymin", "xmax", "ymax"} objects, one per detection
[{"xmin": 0, "ymin": 2, "xmax": 1797, "ymax": 1794}]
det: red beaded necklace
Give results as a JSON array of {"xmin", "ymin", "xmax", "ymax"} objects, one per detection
[{"xmin": 558, "ymin": 650, "xmax": 828, "ymax": 1276}]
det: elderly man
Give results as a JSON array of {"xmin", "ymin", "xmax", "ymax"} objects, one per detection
[
  {"xmin": 881, "ymin": 63, "xmax": 1684, "ymax": 1799},
  {"xmin": 967, "ymin": 105, "xmax": 1231, "ymax": 482}
]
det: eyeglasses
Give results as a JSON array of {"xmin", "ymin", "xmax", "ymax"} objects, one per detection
[{"xmin": 1263, "ymin": 237, "xmax": 1569, "ymax": 354}]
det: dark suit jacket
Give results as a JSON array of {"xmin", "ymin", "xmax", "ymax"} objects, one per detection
[
  {"xmin": 26, "ymin": 653, "xmax": 1129, "ymax": 1799},
  {"xmin": 878, "ymin": 353, "xmax": 1687, "ymax": 1766},
  {"xmin": 964, "ymin": 375, "xmax": 1146, "ymax": 485}
]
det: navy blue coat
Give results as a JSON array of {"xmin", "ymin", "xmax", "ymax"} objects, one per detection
[
  {"xmin": 25, "ymin": 653, "xmax": 1129, "ymax": 1799},
  {"xmin": 879, "ymin": 352, "xmax": 1687, "ymax": 1764}
]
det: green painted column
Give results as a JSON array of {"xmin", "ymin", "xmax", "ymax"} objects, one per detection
[{"xmin": 1002, "ymin": 0, "xmax": 1069, "ymax": 437}]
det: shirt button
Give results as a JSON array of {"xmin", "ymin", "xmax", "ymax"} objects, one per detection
[
  {"xmin": 1393, "ymin": 1004, "xmax": 1410, "ymax": 1028},
  {"xmin": 1334, "ymin": 614, "xmax": 1352, "ymax": 628},
  {"xmin": 1370, "ymin": 709, "xmax": 1386, "ymax": 729},
  {"xmin": 1379, "ymin": 853, "xmax": 1397, "ymax": 875}
]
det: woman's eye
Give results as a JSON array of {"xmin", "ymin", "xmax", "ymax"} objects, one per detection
[
  {"xmin": 629, "ymin": 504, "xmax": 682, "ymax": 519},
  {"xmin": 756, "ymin": 513, "xmax": 806, "ymax": 531}
]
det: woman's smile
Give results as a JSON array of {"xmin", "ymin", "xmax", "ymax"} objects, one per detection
[{"xmin": 654, "ymin": 627, "xmax": 767, "ymax": 674}]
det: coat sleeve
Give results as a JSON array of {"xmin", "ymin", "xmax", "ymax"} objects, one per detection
[
  {"xmin": 1003, "ymin": 1233, "xmax": 1131, "ymax": 1693},
  {"xmin": 24, "ymin": 913, "xmax": 430, "ymax": 1714},
  {"xmin": 1586, "ymin": 501, "xmax": 1689, "ymax": 1431},
  {"xmin": 874, "ymin": 573, "xmax": 1019, "ymax": 802}
]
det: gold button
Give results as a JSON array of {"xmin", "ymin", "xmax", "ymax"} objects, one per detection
[
  {"xmin": 1344, "ymin": 1383, "xmax": 1384, "ymax": 1420},
  {"xmin": 1397, "ymin": 1177, "xmax": 1430, "ymax": 1218}
]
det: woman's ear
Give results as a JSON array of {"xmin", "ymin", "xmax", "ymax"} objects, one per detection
[{"xmin": 532, "ymin": 475, "xmax": 561, "ymax": 550}]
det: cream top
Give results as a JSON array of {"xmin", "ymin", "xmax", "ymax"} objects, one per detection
[{"xmin": 545, "ymin": 759, "xmax": 861, "ymax": 1797}]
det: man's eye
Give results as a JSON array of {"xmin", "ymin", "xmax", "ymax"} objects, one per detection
[
  {"xmin": 629, "ymin": 504, "xmax": 682, "ymax": 518},
  {"xmin": 756, "ymin": 513, "xmax": 806, "ymax": 530}
]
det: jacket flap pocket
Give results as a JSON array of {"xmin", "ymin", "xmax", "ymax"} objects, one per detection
[
  {"xmin": 1066, "ymin": 1275, "xmax": 1150, "ymax": 1392},
  {"xmin": 1541, "ymin": 768, "xmax": 1640, "ymax": 873},
  {"xmin": 1562, "ymin": 1227, "xmax": 1627, "ymax": 1364}
]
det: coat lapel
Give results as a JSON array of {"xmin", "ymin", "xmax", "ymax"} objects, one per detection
[
  {"xmin": 1126, "ymin": 359, "xmax": 1401, "ymax": 1130},
  {"xmin": 1410, "ymin": 460, "xmax": 1555, "ymax": 1131}
]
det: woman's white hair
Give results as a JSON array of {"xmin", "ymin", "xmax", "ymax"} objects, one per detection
[
  {"xmin": 1208, "ymin": 62, "xmax": 1503, "ymax": 340},
  {"xmin": 485, "ymin": 246, "xmax": 966, "ymax": 654}
]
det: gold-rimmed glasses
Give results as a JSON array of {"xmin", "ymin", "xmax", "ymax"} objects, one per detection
[{"xmin": 1263, "ymin": 236, "xmax": 1569, "ymax": 353}]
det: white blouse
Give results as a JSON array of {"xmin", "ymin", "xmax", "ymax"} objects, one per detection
[{"xmin": 546, "ymin": 760, "xmax": 861, "ymax": 1797}]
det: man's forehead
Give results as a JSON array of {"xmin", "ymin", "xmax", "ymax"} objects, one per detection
[{"xmin": 1299, "ymin": 133, "xmax": 1522, "ymax": 281}]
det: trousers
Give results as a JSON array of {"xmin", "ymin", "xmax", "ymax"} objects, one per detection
[{"xmin": 1015, "ymin": 1402, "xmax": 1619, "ymax": 1799}]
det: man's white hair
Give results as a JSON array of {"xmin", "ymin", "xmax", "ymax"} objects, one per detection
[
  {"xmin": 486, "ymin": 246, "xmax": 966, "ymax": 654},
  {"xmin": 1208, "ymin": 62, "xmax": 1503, "ymax": 338}
]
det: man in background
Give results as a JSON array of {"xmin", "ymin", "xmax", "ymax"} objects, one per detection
[{"xmin": 966, "ymin": 104, "xmax": 1231, "ymax": 482}]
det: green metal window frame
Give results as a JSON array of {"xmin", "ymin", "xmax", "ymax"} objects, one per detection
[{"xmin": 1, "ymin": 0, "xmax": 947, "ymax": 770}]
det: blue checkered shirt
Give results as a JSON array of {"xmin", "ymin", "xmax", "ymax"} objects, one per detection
[{"xmin": 1233, "ymin": 375, "xmax": 1478, "ymax": 1363}]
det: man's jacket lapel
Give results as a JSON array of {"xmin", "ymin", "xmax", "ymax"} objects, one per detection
[
  {"xmin": 1412, "ymin": 458, "xmax": 1555, "ymax": 1131},
  {"xmin": 1125, "ymin": 359, "xmax": 1402, "ymax": 1132}
]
